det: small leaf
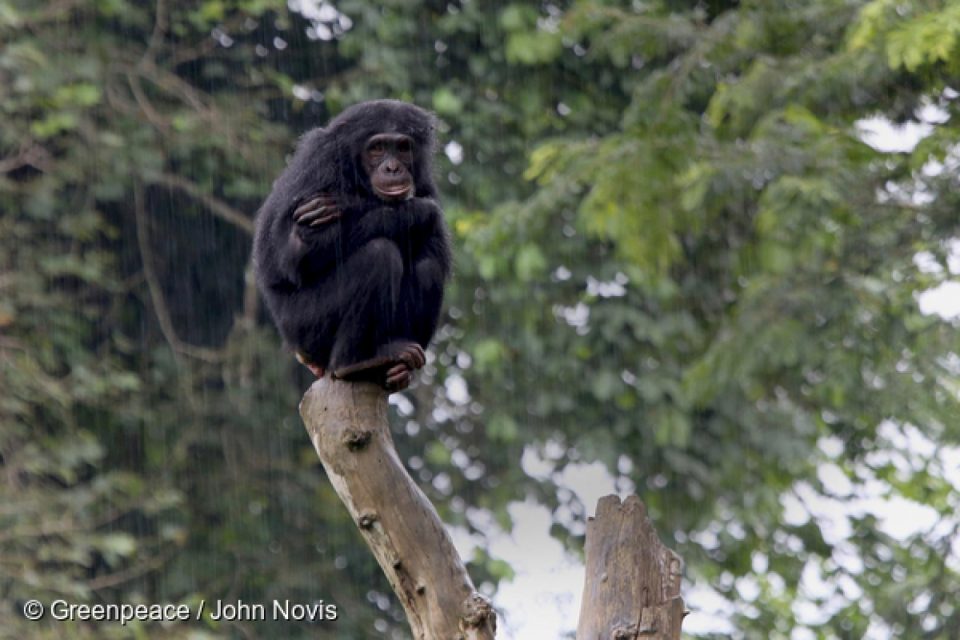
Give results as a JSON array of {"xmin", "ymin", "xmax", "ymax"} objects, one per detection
[{"xmin": 515, "ymin": 244, "xmax": 547, "ymax": 281}]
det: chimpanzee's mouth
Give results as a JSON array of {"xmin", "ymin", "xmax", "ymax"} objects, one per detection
[{"xmin": 375, "ymin": 184, "xmax": 413, "ymax": 200}]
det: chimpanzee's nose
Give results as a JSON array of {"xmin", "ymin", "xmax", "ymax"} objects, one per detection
[{"xmin": 384, "ymin": 158, "xmax": 401, "ymax": 174}]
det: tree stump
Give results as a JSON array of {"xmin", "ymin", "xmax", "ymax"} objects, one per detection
[{"xmin": 577, "ymin": 495, "xmax": 685, "ymax": 639}]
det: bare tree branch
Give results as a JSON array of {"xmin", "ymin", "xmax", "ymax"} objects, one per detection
[
  {"xmin": 133, "ymin": 180, "xmax": 225, "ymax": 363},
  {"xmin": 88, "ymin": 551, "xmax": 174, "ymax": 591},
  {"xmin": 139, "ymin": 0, "xmax": 168, "ymax": 68},
  {"xmin": 151, "ymin": 172, "xmax": 255, "ymax": 234},
  {"xmin": 0, "ymin": 141, "xmax": 52, "ymax": 174},
  {"xmin": 126, "ymin": 71, "xmax": 171, "ymax": 131},
  {"xmin": 300, "ymin": 380, "xmax": 498, "ymax": 640}
]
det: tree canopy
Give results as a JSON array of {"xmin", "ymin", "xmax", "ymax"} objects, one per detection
[{"xmin": 2, "ymin": 1, "xmax": 959, "ymax": 638}]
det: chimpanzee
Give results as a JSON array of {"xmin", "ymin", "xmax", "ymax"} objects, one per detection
[{"xmin": 252, "ymin": 100, "xmax": 451, "ymax": 391}]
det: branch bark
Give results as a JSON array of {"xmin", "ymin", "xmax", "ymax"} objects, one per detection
[
  {"xmin": 132, "ymin": 180, "xmax": 224, "ymax": 363},
  {"xmin": 151, "ymin": 172, "xmax": 254, "ymax": 234},
  {"xmin": 300, "ymin": 378, "xmax": 497, "ymax": 640},
  {"xmin": 577, "ymin": 495, "xmax": 685, "ymax": 640}
]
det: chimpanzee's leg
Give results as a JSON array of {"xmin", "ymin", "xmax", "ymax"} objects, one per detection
[
  {"xmin": 380, "ymin": 255, "xmax": 447, "ymax": 389},
  {"xmin": 263, "ymin": 282, "xmax": 337, "ymax": 377},
  {"xmin": 327, "ymin": 237, "xmax": 404, "ymax": 371},
  {"xmin": 402, "ymin": 255, "xmax": 447, "ymax": 346},
  {"xmin": 264, "ymin": 237, "xmax": 422, "ymax": 383}
]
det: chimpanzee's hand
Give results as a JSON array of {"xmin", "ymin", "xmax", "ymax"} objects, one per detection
[{"xmin": 293, "ymin": 193, "xmax": 341, "ymax": 227}]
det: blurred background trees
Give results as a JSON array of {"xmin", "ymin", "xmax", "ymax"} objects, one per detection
[{"xmin": 1, "ymin": 0, "xmax": 958, "ymax": 638}]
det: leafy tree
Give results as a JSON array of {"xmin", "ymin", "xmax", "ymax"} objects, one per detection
[
  {"xmin": 1, "ymin": 1, "xmax": 400, "ymax": 636},
  {"xmin": 324, "ymin": 0, "xmax": 960, "ymax": 636},
  {"xmin": 2, "ymin": 0, "xmax": 959, "ymax": 638},
  {"xmin": 432, "ymin": 1, "xmax": 960, "ymax": 637}
]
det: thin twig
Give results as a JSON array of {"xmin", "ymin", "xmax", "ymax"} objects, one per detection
[
  {"xmin": 138, "ymin": 0, "xmax": 168, "ymax": 69},
  {"xmin": 151, "ymin": 173, "xmax": 255, "ymax": 234},
  {"xmin": 0, "ymin": 142, "xmax": 52, "ymax": 174},
  {"xmin": 132, "ymin": 179, "xmax": 224, "ymax": 363},
  {"xmin": 126, "ymin": 71, "xmax": 170, "ymax": 131},
  {"xmin": 241, "ymin": 255, "xmax": 258, "ymax": 328},
  {"xmin": 0, "ymin": 336, "xmax": 25, "ymax": 352},
  {"xmin": 88, "ymin": 551, "xmax": 173, "ymax": 591}
]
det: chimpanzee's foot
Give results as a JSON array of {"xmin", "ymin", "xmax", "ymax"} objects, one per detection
[
  {"xmin": 383, "ymin": 343, "xmax": 426, "ymax": 390},
  {"xmin": 295, "ymin": 351, "xmax": 325, "ymax": 378},
  {"xmin": 332, "ymin": 342, "xmax": 426, "ymax": 392},
  {"xmin": 332, "ymin": 354, "xmax": 392, "ymax": 382}
]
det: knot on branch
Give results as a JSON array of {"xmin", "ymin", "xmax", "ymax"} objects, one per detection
[
  {"xmin": 357, "ymin": 510, "xmax": 378, "ymax": 529},
  {"xmin": 612, "ymin": 624, "xmax": 639, "ymax": 639},
  {"xmin": 460, "ymin": 592, "xmax": 496, "ymax": 634},
  {"xmin": 342, "ymin": 427, "xmax": 372, "ymax": 450}
]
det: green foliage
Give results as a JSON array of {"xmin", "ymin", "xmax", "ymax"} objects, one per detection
[
  {"xmin": 501, "ymin": 5, "xmax": 562, "ymax": 65},
  {"xmin": 851, "ymin": 1, "xmax": 960, "ymax": 71},
  {"xmin": 2, "ymin": 0, "xmax": 959, "ymax": 638}
]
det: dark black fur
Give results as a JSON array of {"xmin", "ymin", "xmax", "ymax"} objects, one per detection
[{"xmin": 253, "ymin": 100, "xmax": 452, "ymax": 374}]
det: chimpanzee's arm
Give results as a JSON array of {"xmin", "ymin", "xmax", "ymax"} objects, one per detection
[
  {"xmin": 344, "ymin": 197, "xmax": 444, "ymax": 251},
  {"xmin": 295, "ymin": 196, "xmax": 446, "ymax": 277},
  {"xmin": 254, "ymin": 191, "xmax": 336, "ymax": 287}
]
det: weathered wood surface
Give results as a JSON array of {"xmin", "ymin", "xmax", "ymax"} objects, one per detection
[
  {"xmin": 300, "ymin": 378, "xmax": 496, "ymax": 640},
  {"xmin": 577, "ymin": 495, "xmax": 684, "ymax": 640}
]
